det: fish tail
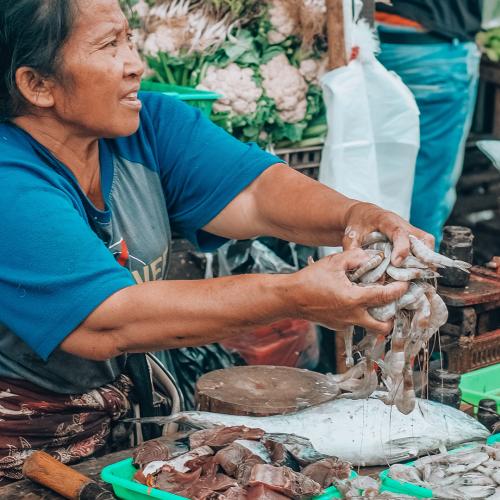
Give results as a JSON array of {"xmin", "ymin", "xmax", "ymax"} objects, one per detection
[{"xmin": 123, "ymin": 412, "xmax": 201, "ymax": 427}]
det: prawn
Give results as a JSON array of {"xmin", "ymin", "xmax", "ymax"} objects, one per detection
[
  {"xmin": 369, "ymin": 301, "xmax": 397, "ymax": 322},
  {"xmin": 360, "ymin": 242, "xmax": 392, "ymax": 284},
  {"xmin": 399, "ymin": 366, "xmax": 416, "ymax": 415},
  {"xmin": 386, "ymin": 265, "xmax": 440, "ymax": 281},
  {"xmin": 362, "ymin": 231, "xmax": 388, "ymax": 246},
  {"xmin": 339, "ymin": 365, "xmax": 379, "ymax": 400},
  {"xmin": 426, "ymin": 290, "xmax": 448, "ymax": 334},
  {"xmin": 348, "ymin": 251, "xmax": 384, "ymax": 282},
  {"xmin": 399, "ymin": 255, "xmax": 429, "ymax": 269},
  {"xmin": 379, "ymin": 318, "xmax": 407, "ymax": 404},
  {"xmin": 397, "ymin": 282, "xmax": 425, "ymax": 309},
  {"xmin": 328, "ymin": 359, "xmax": 366, "ymax": 383},
  {"xmin": 342, "ymin": 325, "xmax": 355, "ymax": 367},
  {"xmin": 409, "ymin": 235, "xmax": 472, "ymax": 272},
  {"xmin": 388, "ymin": 464, "xmax": 427, "ymax": 486}
]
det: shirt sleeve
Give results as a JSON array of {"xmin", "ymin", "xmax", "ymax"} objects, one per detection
[
  {"xmin": 0, "ymin": 166, "xmax": 135, "ymax": 360},
  {"xmin": 142, "ymin": 92, "xmax": 284, "ymax": 251}
]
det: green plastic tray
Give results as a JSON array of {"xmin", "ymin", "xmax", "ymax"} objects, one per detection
[
  {"xmin": 487, "ymin": 433, "xmax": 500, "ymax": 445},
  {"xmin": 379, "ymin": 437, "xmax": 500, "ymax": 498},
  {"xmin": 140, "ymin": 81, "xmax": 220, "ymax": 117},
  {"xmin": 101, "ymin": 457, "xmax": 356, "ymax": 500},
  {"xmin": 459, "ymin": 364, "xmax": 500, "ymax": 415}
]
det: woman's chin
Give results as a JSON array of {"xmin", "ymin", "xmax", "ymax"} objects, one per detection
[{"xmin": 105, "ymin": 116, "xmax": 141, "ymax": 138}]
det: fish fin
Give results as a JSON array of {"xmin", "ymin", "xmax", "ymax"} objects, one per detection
[{"xmin": 123, "ymin": 413, "xmax": 203, "ymax": 428}]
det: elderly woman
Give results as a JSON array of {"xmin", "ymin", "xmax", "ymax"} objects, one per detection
[{"xmin": 0, "ymin": 0, "xmax": 432, "ymax": 480}]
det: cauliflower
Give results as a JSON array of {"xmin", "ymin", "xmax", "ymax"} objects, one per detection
[
  {"xmin": 142, "ymin": 0, "xmax": 191, "ymax": 56},
  {"xmin": 142, "ymin": 2, "xmax": 232, "ymax": 56},
  {"xmin": 145, "ymin": 0, "xmax": 190, "ymax": 32},
  {"xmin": 131, "ymin": 0, "xmax": 150, "ymax": 18},
  {"xmin": 267, "ymin": 0, "xmax": 297, "ymax": 45},
  {"xmin": 143, "ymin": 22, "xmax": 189, "ymax": 56},
  {"xmin": 188, "ymin": 9, "xmax": 234, "ymax": 53},
  {"xmin": 132, "ymin": 28, "xmax": 147, "ymax": 52},
  {"xmin": 299, "ymin": 56, "xmax": 328, "ymax": 84},
  {"xmin": 261, "ymin": 53, "xmax": 308, "ymax": 123},
  {"xmin": 197, "ymin": 64, "xmax": 263, "ymax": 115}
]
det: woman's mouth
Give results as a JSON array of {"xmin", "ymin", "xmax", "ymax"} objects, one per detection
[{"xmin": 120, "ymin": 91, "xmax": 142, "ymax": 111}]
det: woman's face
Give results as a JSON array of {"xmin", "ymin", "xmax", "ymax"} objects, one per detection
[{"xmin": 51, "ymin": 0, "xmax": 145, "ymax": 138}]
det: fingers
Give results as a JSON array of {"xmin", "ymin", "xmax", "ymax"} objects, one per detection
[
  {"xmin": 356, "ymin": 312, "xmax": 394, "ymax": 335},
  {"xmin": 334, "ymin": 247, "xmax": 371, "ymax": 271},
  {"xmin": 389, "ymin": 226, "xmax": 434, "ymax": 265},
  {"xmin": 416, "ymin": 230, "xmax": 435, "ymax": 250},
  {"xmin": 390, "ymin": 228, "xmax": 410, "ymax": 266},
  {"xmin": 342, "ymin": 225, "xmax": 362, "ymax": 251},
  {"xmin": 357, "ymin": 281, "xmax": 409, "ymax": 307}
]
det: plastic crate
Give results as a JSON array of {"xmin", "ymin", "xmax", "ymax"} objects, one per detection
[
  {"xmin": 101, "ymin": 458, "xmax": 356, "ymax": 500},
  {"xmin": 379, "ymin": 439, "xmax": 499, "ymax": 498},
  {"xmin": 275, "ymin": 145, "xmax": 322, "ymax": 180},
  {"xmin": 140, "ymin": 81, "xmax": 220, "ymax": 117},
  {"xmin": 460, "ymin": 363, "xmax": 500, "ymax": 414},
  {"xmin": 487, "ymin": 433, "xmax": 500, "ymax": 444}
]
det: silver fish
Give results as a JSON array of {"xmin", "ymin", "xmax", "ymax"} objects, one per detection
[{"xmin": 130, "ymin": 394, "xmax": 489, "ymax": 466}]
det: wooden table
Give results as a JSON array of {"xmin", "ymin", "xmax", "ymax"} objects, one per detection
[{"xmin": 0, "ymin": 448, "xmax": 385, "ymax": 499}]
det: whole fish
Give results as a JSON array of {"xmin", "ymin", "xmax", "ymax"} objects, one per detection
[{"xmin": 130, "ymin": 394, "xmax": 489, "ymax": 466}]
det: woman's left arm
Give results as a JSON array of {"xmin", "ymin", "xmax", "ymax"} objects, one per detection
[{"xmin": 204, "ymin": 164, "xmax": 434, "ymax": 265}]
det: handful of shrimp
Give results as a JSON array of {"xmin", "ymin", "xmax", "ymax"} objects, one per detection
[{"xmin": 335, "ymin": 232, "xmax": 470, "ymax": 415}]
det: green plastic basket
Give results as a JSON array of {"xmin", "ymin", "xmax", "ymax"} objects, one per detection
[
  {"xmin": 379, "ymin": 466, "xmax": 432, "ymax": 499},
  {"xmin": 487, "ymin": 433, "xmax": 500, "ymax": 445},
  {"xmin": 140, "ymin": 81, "xmax": 220, "ymax": 117},
  {"xmin": 379, "ymin": 438, "xmax": 499, "ymax": 498},
  {"xmin": 459, "ymin": 364, "xmax": 500, "ymax": 415},
  {"xmin": 101, "ymin": 457, "xmax": 356, "ymax": 500}
]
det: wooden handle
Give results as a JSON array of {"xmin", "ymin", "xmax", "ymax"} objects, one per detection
[
  {"xmin": 23, "ymin": 451, "xmax": 113, "ymax": 500},
  {"xmin": 326, "ymin": 0, "xmax": 347, "ymax": 70}
]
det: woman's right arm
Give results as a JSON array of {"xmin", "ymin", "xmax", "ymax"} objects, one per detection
[{"xmin": 60, "ymin": 249, "xmax": 408, "ymax": 361}]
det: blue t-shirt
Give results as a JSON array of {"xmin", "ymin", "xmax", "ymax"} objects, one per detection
[{"xmin": 0, "ymin": 92, "xmax": 281, "ymax": 394}]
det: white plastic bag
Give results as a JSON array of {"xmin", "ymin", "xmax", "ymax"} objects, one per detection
[
  {"xmin": 319, "ymin": 22, "xmax": 420, "ymax": 255},
  {"xmin": 477, "ymin": 140, "xmax": 500, "ymax": 171}
]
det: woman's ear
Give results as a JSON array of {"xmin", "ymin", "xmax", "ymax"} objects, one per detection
[{"xmin": 15, "ymin": 67, "xmax": 55, "ymax": 109}]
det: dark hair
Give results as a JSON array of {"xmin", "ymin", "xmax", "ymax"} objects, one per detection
[{"xmin": 0, "ymin": 0, "xmax": 77, "ymax": 121}]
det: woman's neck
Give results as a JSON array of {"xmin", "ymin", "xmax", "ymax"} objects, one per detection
[{"xmin": 13, "ymin": 115, "xmax": 105, "ymax": 209}]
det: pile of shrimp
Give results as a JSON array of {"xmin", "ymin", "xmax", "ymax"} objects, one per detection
[
  {"xmin": 387, "ymin": 441, "xmax": 500, "ymax": 499},
  {"xmin": 329, "ymin": 231, "xmax": 471, "ymax": 415},
  {"xmin": 334, "ymin": 474, "xmax": 417, "ymax": 498}
]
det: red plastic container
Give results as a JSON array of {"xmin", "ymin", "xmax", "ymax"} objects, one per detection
[{"xmin": 222, "ymin": 319, "xmax": 319, "ymax": 369}]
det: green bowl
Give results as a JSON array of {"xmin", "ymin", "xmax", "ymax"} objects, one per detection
[
  {"xmin": 379, "ymin": 438, "xmax": 499, "ymax": 498},
  {"xmin": 101, "ymin": 458, "xmax": 357, "ymax": 500},
  {"xmin": 460, "ymin": 364, "xmax": 500, "ymax": 415},
  {"xmin": 140, "ymin": 81, "xmax": 220, "ymax": 117}
]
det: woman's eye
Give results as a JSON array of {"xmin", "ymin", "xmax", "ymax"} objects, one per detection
[{"xmin": 105, "ymin": 39, "xmax": 118, "ymax": 48}]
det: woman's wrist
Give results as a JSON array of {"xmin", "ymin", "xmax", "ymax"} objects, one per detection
[{"xmin": 265, "ymin": 272, "xmax": 306, "ymax": 322}]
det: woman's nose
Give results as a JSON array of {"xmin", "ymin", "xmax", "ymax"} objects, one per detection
[{"xmin": 124, "ymin": 46, "xmax": 145, "ymax": 79}]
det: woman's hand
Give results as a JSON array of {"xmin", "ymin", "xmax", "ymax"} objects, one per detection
[
  {"xmin": 287, "ymin": 248, "xmax": 408, "ymax": 334},
  {"xmin": 342, "ymin": 202, "xmax": 435, "ymax": 266}
]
